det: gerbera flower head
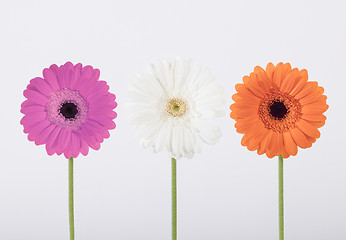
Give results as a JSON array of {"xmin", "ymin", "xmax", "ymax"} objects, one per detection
[
  {"xmin": 20, "ymin": 62, "xmax": 117, "ymax": 159},
  {"xmin": 127, "ymin": 57, "xmax": 226, "ymax": 159},
  {"xmin": 230, "ymin": 62, "xmax": 328, "ymax": 158}
]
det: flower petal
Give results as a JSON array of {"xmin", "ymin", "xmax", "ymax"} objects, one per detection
[
  {"xmin": 43, "ymin": 68, "xmax": 60, "ymax": 91},
  {"xmin": 23, "ymin": 90, "xmax": 49, "ymax": 106},
  {"xmin": 283, "ymin": 131, "xmax": 298, "ymax": 156},
  {"xmin": 35, "ymin": 124, "xmax": 55, "ymax": 145},
  {"xmin": 27, "ymin": 120, "xmax": 51, "ymax": 141},
  {"xmin": 29, "ymin": 77, "xmax": 53, "ymax": 97},
  {"xmin": 296, "ymin": 119, "xmax": 320, "ymax": 139},
  {"xmin": 45, "ymin": 127, "xmax": 61, "ymax": 156},
  {"xmin": 290, "ymin": 127, "xmax": 310, "ymax": 149}
]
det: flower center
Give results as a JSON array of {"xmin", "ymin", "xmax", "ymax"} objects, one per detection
[
  {"xmin": 46, "ymin": 88, "xmax": 88, "ymax": 130},
  {"xmin": 166, "ymin": 98, "xmax": 187, "ymax": 117},
  {"xmin": 258, "ymin": 90, "xmax": 302, "ymax": 133},
  {"xmin": 269, "ymin": 100, "xmax": 288, "ymax": 120},
  {"xmin": 59, "ymin": 102, "xmax": 79, "ymax": 119}
]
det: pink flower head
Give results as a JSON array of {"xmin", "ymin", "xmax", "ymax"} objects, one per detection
[{"xmin": 20, "ymin": 62, "xmax": 117, "ymax": 158}]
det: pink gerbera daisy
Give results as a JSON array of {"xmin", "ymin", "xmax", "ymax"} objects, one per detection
[{"xmin": 20, "ymin": 62, "xmax": 117, "ymax": 159}]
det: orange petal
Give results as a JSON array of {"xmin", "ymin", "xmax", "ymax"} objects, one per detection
[
  {"xmin": 301, "ymin": 114, "xmax": 327, "ymax": 122},
  {"xmin": 266, "ymin": 63, "xmax": 275, "ymax": 81},
  {"xmin": 232, "ymin": 93, "xmax": 241, "ymax": 102},
  {"xmin": 280, "ymin": 68, "xmax": 299, "ymax": 93},
  {"xmin": 276, "ymin": 133, "xmax": 284, "ymax": 156},
  {"xmin": 273, "ymin": 62, "xmax": 284, "ymax": 87},
  {"xmin": 283, "ymin": 131, "xmax": 298, "ymax": 156},
  {"xmin": 244, "ymin": 74, "xmax": 266, "ymax": 98},
  {"xmin": 302, "ymin": 96, "xmax": 327, "ymax": 107},
  {"xmin": 254, "ymin": 66, "xmax": 265, "ymax": 74},
  {"xmin": 282, "ymin": 63, "xmax": 292, "ymax": 76},
  {"xmin": 235, "ymin": 118, "xmax": 260, "ymax": 133},
  {"xmin": 266, "ymin": 131, "xmax": 279, "ymax": 158},
  {"xmin": 309, "ymin": 121, "xmax": 325, "ymax": 128},
  {"xmin": 235, "ymin": 84, "xmax": 260, "ymax": 101},
  {"xmin": 241, "ymin": 134, "xmax": 251, "ymax": 147},
  {"xmin": 301, "ymin": 104, "xmax": 328, "ymax": 114},
  {"xmin": 289, "ymin": 69, "xmax": 308, "ymax": 96},
  {"xmin": 255, "ymin": 67, "xmax": 272, "ymax": 92},
  {"xmin": 231, "ymin": 107, "xmax": 258, "ymax": 118},
  {"xmin": 296, "ymin": 119, "xmax": 320, "ymax": 138},
  {"xmin": 258, "ymin": 129, "xmax": 271, "ymax": 155},
  {"xmin": 230, "ymin": 102, "xmax": 258, "ymax": 111},
  {"xmin": 290, "ymin": 127, "xmax": 310, "ymax": 149},
  {"xmin": 299, "ymin": 89, "xmax": 325, "ymax": 105},
  {"xmin": 233, "ymin": 96, "xmax": 261, "ymax": 107},
  {"xmin": 248, "ymin": 126, "xmax": 267, "ymax": 151},
  {"xmin": 295, "ymin": 81, "xmax": 318, "ymax": 99},
  {"xmin": 281, "ymin": 150, "xmax": 290, "ymax": 158},
  {"xmin": 230, "ymin": 112, "xmax": 237, "ymax": 119},
  {"xmin": 305, "ymin": 134, "xmax": 316, "ymax": 145}
]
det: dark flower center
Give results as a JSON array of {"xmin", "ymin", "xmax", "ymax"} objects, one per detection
[
  {"xmin": 269, "ymin": 100, "xmax": 288, "ymax": 120},
  {"xmin": 59, "ymin": 102, "xmax": 79, "ymax": 119}
]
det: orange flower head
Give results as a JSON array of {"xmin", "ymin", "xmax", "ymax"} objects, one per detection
[{"xmin": 230, "ymin": 62, "xmax": 328, "ymax": 158}]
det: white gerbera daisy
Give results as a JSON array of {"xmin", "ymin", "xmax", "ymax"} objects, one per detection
[{"xmin": 127, "ymin": 57, "xmax": 226, "ymax": 159}]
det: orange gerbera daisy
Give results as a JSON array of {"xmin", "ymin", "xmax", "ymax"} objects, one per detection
[{"xmin": 230, "ymin": 62, "xmax": 328, "ymax": 158}]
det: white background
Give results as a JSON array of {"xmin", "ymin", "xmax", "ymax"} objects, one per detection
[{"xmin": 0, "ymin": 0, "xmax": 345, "ymax": 239}]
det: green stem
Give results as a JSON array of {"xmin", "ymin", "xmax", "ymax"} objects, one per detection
[
  {"xmin": 172, "ymin": 158, "xmax": 177, "ymax": 240},
  {"xmin": 69, "ymin": 157, "xmax": 75, "ymax": 240},
  {"xmin": 279, "ymin": 155, "xmax": 284, "ymax": 240}
]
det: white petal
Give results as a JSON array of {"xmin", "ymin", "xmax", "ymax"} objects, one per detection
[
  {"xmin": 181, "ymin": 126, "xmax": 196, "ymax": 157},
  {"xmin": 191, "ymin": 119, "xmax": 222, "ymax": 145},
  {"xmin": 153, "ymin": 121, "xmax": 169, "ymax": 152}
]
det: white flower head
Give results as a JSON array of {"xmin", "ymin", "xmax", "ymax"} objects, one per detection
[{"xmin": 127, "ymin": 57, "xmax": 226, "ymax": 159}]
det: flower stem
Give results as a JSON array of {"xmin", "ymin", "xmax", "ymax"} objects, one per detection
[
  {"xmin": 278, "ymin": 155, "xmax": 284, "ymax": 240},
  {"xmin": 171, "ymin": 158, "xmax": 177, "ymax": 240},
  {"xmin": 69, "ymin": 157, "xmax": 75, "ymax": 240}
]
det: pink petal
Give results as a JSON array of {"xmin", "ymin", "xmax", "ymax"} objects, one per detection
[
  {"xmin": 88, "ymin": 115, "xmax": 116, "ymax": 130},
  {"xmin": 88, "ymin": 108, "xmax": 117, "ymax": 120},
  {"xmin": 59, "ymin": 128, "xmax": 72, "ymax": 155},
  {"xmin": 26, "ymin": 82, "xmax": 37, "ymax": 91},
  {"xmin": 29, "ymin": 77, "xmax": 53, "ymax": 96},
  {"xmin": 27, "ymin": 120, "xmax": 51, "ymax": 141},
  {"xmin": 43, "ymin": 68, "xmax": 60, "ymax": 91},
  {"xmin": 21, "ymin": 100, "xmax": 36, "ymax": 109},
  {"xmin": 74, "ymin": 63, "xmax": 83, "ymax": 70},
  {"xmin": 59, "ymin": 62, "xmax": 74, "ymax": 89},
  {"xmin": 35, "ymin": 124, "xmax": 55, "ymax": 145},
  {"xmin": 88, "ymin": 119, "xmax": 110, "ymax": 138},
  {"xmin": 77, "ymin": 67, "xmax": 100, "ymax": 93},
  {"xmin": 84, "ymin": 81, "xmax": 109, "ymax": 99},
  {"xmin": 20, "ymin": 112, "xmax": 47, "ymax": 129},
  {"xmin": 64, "ymin": 151, "xmax": 72, "ymax": 159},
  {"xmin": 70, "ymin": 132, "xmax": 80, "ymax": 158},
  {"xmin": 45, "ymin": 127, "xmax": 61, "ymax": 156},
  {"xmin": 77, "ymin": 79, "xmax": 96, "ymax": 97},
  {"xmin": 91, "ymin": 95, "xmax": 117, "ymax": 109},
  {"xmin": 49, "ymin": 64, "xmax": 59, "ymax": 74},
  {"xmin": 109, "ymin": 111, "xmax": 117, "ymax": 119},
  {"xmin": 79, "ymin": 127, "xmax": 96, "ymax": 147},
  {"xmin": 90, "ymin": 142, "xmax": 101, "ymax": 150},
  {"xmin": 79, "ymin": 127, "xmax": 101, "ymax": 150},
  {"xmin": 83, "ymin": 124, "xmax": 103, "ymax": 143},
  {"xmin": 23, "ymin": 90, "xmax": 49, "ymax": 106},
  {"xmin": 90, "ymin": 93, "xmax": 116, "ymax": 108},
  {"xmin": 70, "ymin": 64, "xmax": 81, "ymax": 90},
  {"xmin": 20, "ymin": 105, "xmax": 45, "ymax": 114},
  {"xmin": 80, "ymin": 138, "xmax": 89, "ymax": 156}
]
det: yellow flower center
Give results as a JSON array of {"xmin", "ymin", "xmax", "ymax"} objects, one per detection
[{"xmin": 166, "ymin": 98, "xmax": 187, "ymax": 117}]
